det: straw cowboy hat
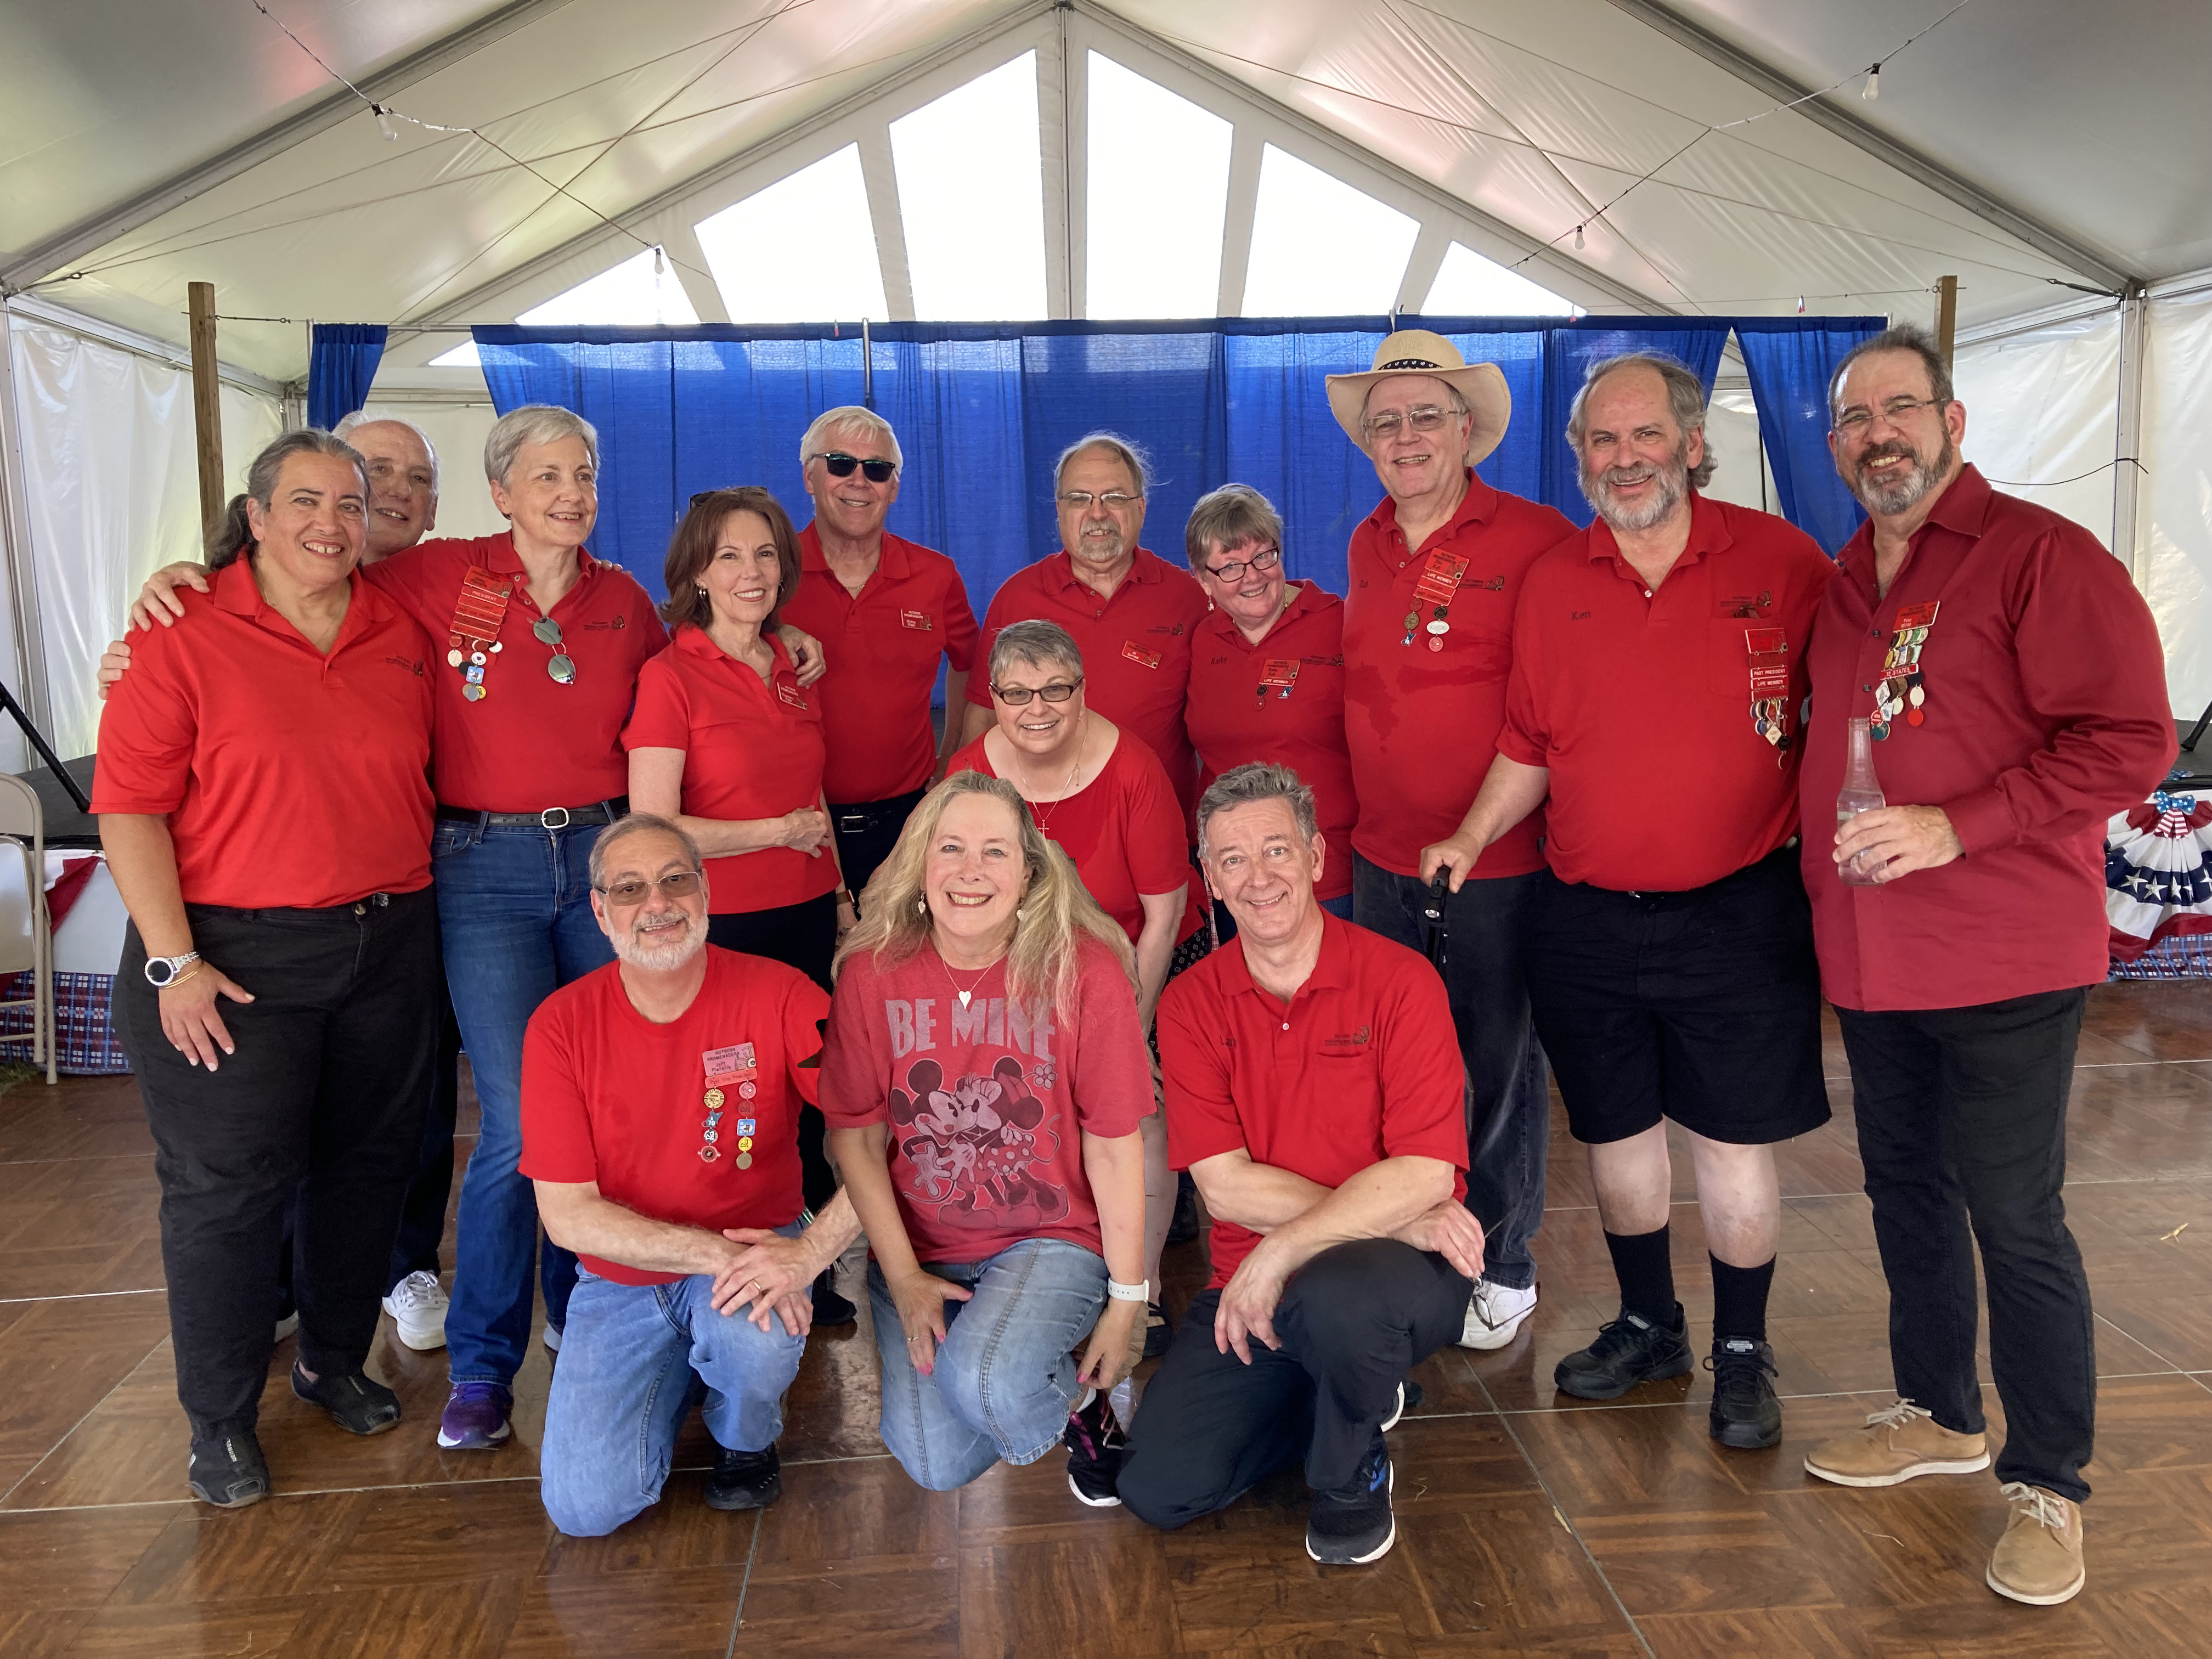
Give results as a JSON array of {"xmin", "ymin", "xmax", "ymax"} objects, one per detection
[{"xmin": 1325, "ymin": 329, "xmax": 1511, "ymax": 464}]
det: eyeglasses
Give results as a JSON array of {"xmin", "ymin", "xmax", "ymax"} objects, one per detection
[
  {"xmin": 1361, "ymin": 406, "xmax": 1458, "ymax": 441},
  {"xmin": 531, "ymin": 615, "xmax": 575, "ymax": 684},
  {"xmin": 1057, "ymin": 490, "xmax": 1143, "ymax": 511},
  {"xmin": 1203, "ymin": 546, "xmax": 1282, "ymax": 583},
  {"xmin": 815, "ymin": 452, "xmax": 896, "ymax": 483},
  {"xmin": 595, "ymin": 869, "xmax": 704, "ymax": 907},
  {"xmin": 991, "ymin": 677, "xmax": 1084, "ymax": 706},
  {"xmin": 1832, "ymin": 395, "xmax": 1949, "ymax": 436}
]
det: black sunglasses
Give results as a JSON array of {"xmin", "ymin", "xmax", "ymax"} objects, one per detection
[{"xmin": 815, "ymin": 451, "xmax": 896, "ymax": 483}]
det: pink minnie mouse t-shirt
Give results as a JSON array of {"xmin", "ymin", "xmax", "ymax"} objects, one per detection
[{"xmin": 820, "ymin": 934, "xmax": 1152, "ymax": 1263}]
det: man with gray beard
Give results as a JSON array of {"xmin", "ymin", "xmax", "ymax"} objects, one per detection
[
  {"xmin": 518, "ymin": 814, "xmax": 862, "ymax": 1535},
  {"xmin": 1425, "ymin": 353, "xmax": 1833, "ymax": 1449}
]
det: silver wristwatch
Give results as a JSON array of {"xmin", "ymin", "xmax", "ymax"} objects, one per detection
[{"xmin": 144, "ymin": 951, "xmax": 201, "ymax": 988}]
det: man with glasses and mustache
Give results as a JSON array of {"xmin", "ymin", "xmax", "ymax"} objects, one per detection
[
  {"xmin": 1430, "ymin": 352, "xmax": 1833, "ymax": 1449},
  {"xmin": 520, "ymin": 813, "xmax": 861, "ymax": 1536},
  {"xmin": 1796, "ymin": 325, "xmax": 2169, "ymax": 1608}
]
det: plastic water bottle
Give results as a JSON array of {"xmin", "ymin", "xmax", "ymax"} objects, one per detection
[{"xmin": 1836, "ymin": 716, "xmax": 1885, "ymax": 886}]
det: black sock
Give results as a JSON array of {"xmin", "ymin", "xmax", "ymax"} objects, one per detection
[
  {"xmin": 1604, "ymin": 1226, "xmax": 1676, "ymax": 1325},
  {"xmin": 1710, "ymin": 1254, "xmax": 1776, "ymax": 1345}
]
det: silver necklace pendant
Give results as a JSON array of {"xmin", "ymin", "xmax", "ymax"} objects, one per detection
[
  {"xmin": 532, "ymin": 617, "xmax": 562, "ymax": 645},
  {"xmin": 957, "ymin": 990, "xmax": 973, "ymax": 1008}
]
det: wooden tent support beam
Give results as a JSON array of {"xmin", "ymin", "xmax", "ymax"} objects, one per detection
[
  {"xmin": 188, "ymin": 281, "xmax": 224, "ymax": 536},
  {"xmin": 1935, "ymin": 275, "xmax": 1959, "ymax": 368}
]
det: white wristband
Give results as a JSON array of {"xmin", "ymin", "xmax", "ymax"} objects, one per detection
[{"xmin": 1106, "ymin": 1278, "xmax": 1148, "ymax": 1302}]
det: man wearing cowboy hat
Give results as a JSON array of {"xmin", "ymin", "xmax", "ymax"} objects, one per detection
[{"xmin": 1330, "ymin": 329, "xmax": 1575, "ymax": 1357}]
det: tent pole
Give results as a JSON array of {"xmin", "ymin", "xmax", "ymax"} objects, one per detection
[
  {"xmin": 1934, "ymin": 276, "xmax": 1959, "ymax": 368},
  {"xmin": 2114, "ymin": 284, "xmax": 2148, "ymax": 581},
  {"xmin": 188, "ymin": 282, "xmax": 225, "ymax": 535}
]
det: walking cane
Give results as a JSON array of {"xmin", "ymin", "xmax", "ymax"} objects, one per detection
[{"xmin": 1421, "ymin": 870, "xmax": 1452, "ymax": 971}]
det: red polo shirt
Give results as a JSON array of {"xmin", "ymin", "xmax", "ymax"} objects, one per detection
[
  {"xmin": 519, "ymin": 947, "xmax": 830, "ymax": 1286},
  {"xmin": 1184, "ymin": 582, "xmax": 1357, "ymax": 901},
  {"xmin": 94, "ymin": 559, "xmax": 435, "ymax": 910},
  {"xmin": 1500, "ymin": 495, "xmax": 1834, "ymax": 891},
  {"xmin": 366, "ymin": 534, "xmax": 666, "ymax": 814},
  {"xmin": 1799, "ymin": 466, "xmax": 2171, "ymax": 1011},
  {"xmin": 965, "ymin": 549, "xmax": 1210, "ymax": 823},
  {"xmin": 947, "ymin": 730, "xmax": 1204, "ymax": 943},
  {"xmin": 818, "ymin": 935, "xmax": 1150, "ymax": 1263},
  {"xmin": 624, "ymin": 628, "xmax": 839, "ymax": 915},
  {"xmin": 1158, "ymin": 912, "xmax": 1468, "ymax": 1289},
  {"xmin": 781, "ymin": 524, "xmax": 980, "ymax": 804},
  {"xmin": 1344, "ymin": 473, "xmax": 1576, "ymax": 878}
]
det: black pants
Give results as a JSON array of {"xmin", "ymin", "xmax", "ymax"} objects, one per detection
[
  {"xmin": 1119, "ymin": 1239, "xmax": 1471, "ymax": 1525},
  {"xmin": 1835, "ymin": 988, "xmax": 2095, "ymax": 1502},
  {"xmin": 707, "ymin": 895, "xmax": 836, "ymax": 1212},
  {"xmin": 830, "ymin": 788, "xmax": 927, "ymax": 907},
  {"xmin": 115, "ymin": 888, "xmax": 442, "ymax": 1437}
]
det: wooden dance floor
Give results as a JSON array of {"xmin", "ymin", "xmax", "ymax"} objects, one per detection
[{"xmin": 1, "ymin": 984, "xmax": 2208, "ymax": 1657}]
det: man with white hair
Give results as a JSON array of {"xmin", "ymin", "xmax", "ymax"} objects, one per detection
[
  {"xmin": 1429, "ymin": 352, "xmax": 1833, "ymax": 1450},
  {"xmin": 779, "ymin": 406, "xmax": 980, "ymax": 899},
  {"xmin": 333, "ymin": 411, "xmax": 442, "ymax": 560},
  {"xmin": 523, "ymin": 812, "xmax": 861, "ymax": 1535},
  {"xmin": 1328, "ymin": 331, "xmax": 1573, "ymax": 1358}
]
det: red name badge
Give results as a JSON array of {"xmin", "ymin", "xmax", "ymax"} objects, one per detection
[
  {"xmin": 703, "ymin": 1042, "xmax": 758, "ymax": 1086},
  {"xmin": 1260, "ymin": 659, "xmax": 1300, "ymax": 689},
  {"xmin": 1121, "ymin": 641, "xmax": 1161, "ymax": 669},
  {"xmin": 899, "ymin": 610, "xmax": 933, "ymax": 631},
  {"xmin": 1745, "ymin": 627, "xmax": 1790, "ymax": 697},
  {"xmin": 1893, "ymin": 601, "xmax": 1940, "ymax": 630},
  {"xmin": 776, "ymin": 681, "xmax": 806, "ymax": 710}
]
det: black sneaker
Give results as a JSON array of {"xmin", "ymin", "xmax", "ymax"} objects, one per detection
[
  {"xmin": 705, "ymin": 1442, "xmax": 782, "ymax": 1510},
  {"xmin": 1306, "ymin": 1434, "xmax": 1395, "ymax": 1565},
  {"xmin": 187, "ymin": 1424, "xmax": 270, "ymax": 1508},
  {"xmin": 1063, "ymin": 1389, "xmax": 1127, "ymax": 1506},
  {"xmin": 812, "ymin": 1268, "xmax": 857, "ymax": 1327},
  {"xmin": 1379, "ymin": 1379, "xmax": 1424, "ymax": 1432},
  {"xmin": 1142, "ymin": 1299, "xmax": 1173, "ymax": 1359},
  {"xmin": 1166, "ymin": 1172, "xmax": 1203, "ymax": 1245},
  {"xmin": 291, "ymin": 1362, "xmax": 402, "ymax": 1435},
  {"xmin": 1553, "ymin": 1302, "xmax": 1692, "ymax": 1400},
  {"xmin": 1707, "ymin": 1338, "xmax": 1782, "ymax": 1449}
]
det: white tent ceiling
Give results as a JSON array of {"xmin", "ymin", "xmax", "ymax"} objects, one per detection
[{"xmin": 3, "ymin": 0, "xmax": 2207, "ymax": 382}]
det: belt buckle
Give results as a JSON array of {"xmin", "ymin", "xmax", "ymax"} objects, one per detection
[
  {"xmin": 837, "ymin": 814, "xmax": 868, "ymax": 833},
  {"xmin": 540, "ymin": 806, "xmax": 572, "ymax": 831}
]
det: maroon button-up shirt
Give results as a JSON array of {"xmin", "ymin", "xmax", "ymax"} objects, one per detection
[{"xmin": 1798, "ymin": 466, "xmax": 2171, "ymax": 1011}]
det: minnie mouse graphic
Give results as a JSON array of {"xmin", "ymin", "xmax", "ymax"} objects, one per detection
[{"xmin": 885, "ymin": 1055, "xmax": 1069, "ymax": 1231}]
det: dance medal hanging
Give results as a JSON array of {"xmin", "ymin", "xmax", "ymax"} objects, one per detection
[
  {"xmin": 699, "ymin": 1042, "xmax": 759, "ymax": 1167},
  {"xmin": 446, "ymin": 566, "xmax": 512, "ymax": 702},
  {"xmin": 1258, "ymin": 659, "xmax": 1300, "ymax": 705},
  {"xmin": 1870, "ymin": 601, "xmax": 1938, "ymax": 739},
  {"xmin": 1402, "ymin": 550, "xmax": 1471, "ymax": 651},
  {"xmin": 1745, "ymin": 626, "xmax": 1793, "ymax": 762}
]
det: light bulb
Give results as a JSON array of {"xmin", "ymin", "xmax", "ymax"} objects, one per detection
[
  {"xmin": 374, "ymin": 104, "xmax": 398, "ymax": 140},
  {"xmin": 653, "ymin": 245, "xmax": 665, "ymax": 276},
  {"xmin": 1862, "ymin": 64, "xmax": 1881, "ymax": 101},
  {"xmin": 1797, "ymin": 295, "xmax": 1806, "ymax": 314},
  {"xmin": 1574, "ymin": 224, "xmax": 1585, "ymax": 250}
]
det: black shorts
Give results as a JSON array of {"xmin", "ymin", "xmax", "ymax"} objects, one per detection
[{"xmin": 1525, "ymin": 845, "xmax": 1830, "ymax": 1147}]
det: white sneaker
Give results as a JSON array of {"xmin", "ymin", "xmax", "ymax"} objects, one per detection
[
  {"xmin": 543, "ymin": 1323, "xmax": 561, "ymax": 1353},
  {"xmin": 1457, "ymin": 1279, "xmax": 1538, "ymax": 1351},
  {"xmin": 274, "ymin": 1312, "xmax": 298, "ymax": 1343},
  {"xmin": 380, "ymin": 1271, "xmax": 449, "ymax": 1352}
]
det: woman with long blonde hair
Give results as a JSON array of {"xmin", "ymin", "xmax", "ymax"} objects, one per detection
[{"xmin": 822, "ymin": 771, "xmax": 1151, "ymax": 1504}]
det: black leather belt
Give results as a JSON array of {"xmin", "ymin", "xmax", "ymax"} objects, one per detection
[{"xmin": 436, "ymin": 798, "xmax": 627, "ymax": 830}]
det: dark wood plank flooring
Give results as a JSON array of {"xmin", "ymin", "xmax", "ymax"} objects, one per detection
[{"xmin": 1, "ymin": 983, "xmax": 2209, "ymax": 1657}]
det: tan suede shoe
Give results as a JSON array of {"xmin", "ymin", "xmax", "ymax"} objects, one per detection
[
  {"xmin": 1988, "ymin": 1482, "xmax": 2085, "ymax": 1605},
  {"xmin": 1803, "ymin": 1399, "xmax": 1991, "ymax": 1487}
]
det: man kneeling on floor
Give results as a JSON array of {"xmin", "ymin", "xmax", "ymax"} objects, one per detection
[
  {"xmin": 1118, "ymin": 764, "xmax": 1482, "ymax": 1565},
  {"xmin": 521, "ymin": 814, "xmax": 861, "ymax": 1534}
]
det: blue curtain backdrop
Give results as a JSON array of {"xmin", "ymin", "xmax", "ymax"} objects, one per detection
[
  {"xmin": 307, "ymin": 324, "xmax": 388, "ymax": 431},
  {"xmin": 1734, "ymin": 318, "xmax": 1886, "ymax": 553},
  {"xmin": 473, "ymin": 313, "xmax": 1878, "ymax": 608}
]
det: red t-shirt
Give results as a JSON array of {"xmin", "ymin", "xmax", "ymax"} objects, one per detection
[
  {"xmin": 964, "ymin": 550, "xmax": 1211, "ymax": 825},
  {"xmin": 1343, "ymin": 474, "xmax": 1576, "ymax": 878},
  {"xmin": 518, "ymin": 946, "xmax": 830, "ymax": 1285},
  {"xmin": 1799, "ymin": 466, "xmax": 2172, "ymax": 1011},
  {"xmin": 1500, "ymin": 495, "xmax": 1835, "ymax": 891},
  {"xmin": 93, "ymin": 559, "xmax": 435, "ymax": 909},
  {"xmin": 947, "ymin": 729, "xmax": 1204, "ymax": 943},
  {"xmin": 624, "ymin": 627, "xmax": 839, "ymax": 915},
  {"xmin": 818, "ymin": 935, "xmax": 1150, "ymax": 1263},
  {"xmin": 1158, "ymin": 912, "xmax": 1469, "ymax": 1289},
  {"xmin": 1184, "ymin": 580, "xmax": 1357, "ymax": 901},
  {"xmin": 365, "ymin": 534, "xmax": 666, "ymax": 814},
  {"xmin": 780, "ymin": 525, "xmax": 980, "ymax": 804}
]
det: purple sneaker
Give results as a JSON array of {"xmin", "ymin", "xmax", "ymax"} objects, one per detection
[{"xmin": 437, "ymin": 1383, "xmax": 513, "ymax": 1450}]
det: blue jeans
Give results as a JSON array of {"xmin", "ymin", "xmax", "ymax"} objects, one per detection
[
  {"xmin": 1353, "ymin": 855, "xmax": 1547, "ymax": 1291},
  {"xmin": 434, "ymin": 818, "xmax": 616, "ymax": 1386},
  {"xmin": 867, "ymin": 1240, "xmax": 1107, "ymax": 1491},
  {"xmin": 539, "ymin": 1265, "xmax": 809, "ymax": 1536}
]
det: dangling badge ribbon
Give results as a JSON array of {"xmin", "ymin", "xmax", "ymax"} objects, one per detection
[
  {"xmin": 1403, "ymin": 551, "xmax": 1471, "ymax": 652},
  {"xmin": 447, "ymin": 566, "xmax": 512, "ymax": 702},
  {"xmin": 700, "ymin": 1042, "xmax": 759, "ymax": 1166},
  {"xmin": 1871, "ymin": 601, "xmax": 1939, "ymax": 740},
  {"xmin": 1745, "ymin": 626, "xmax": 1793, "ymax": 762}
]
